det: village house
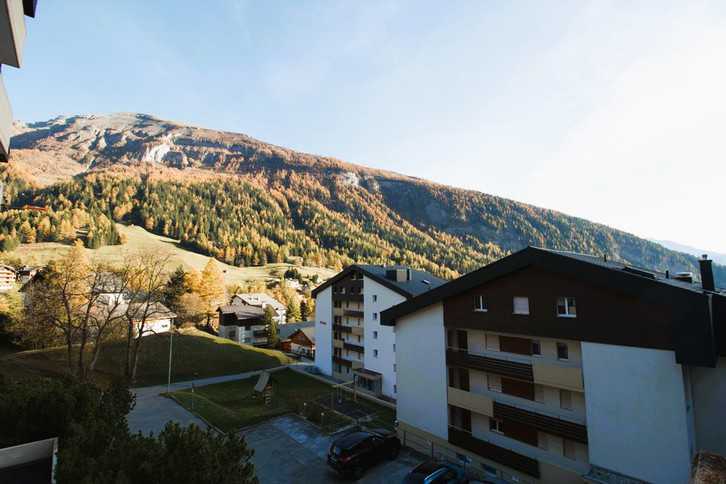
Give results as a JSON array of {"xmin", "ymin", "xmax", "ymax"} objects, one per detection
[
  {"xmin": 0, "ymin": 264, "xmax": 16, "ymax": 292},
  {"xmin": 217, "ymin": 305, "xmax": 269, "ymax": 346},
  {"xmin": 231, "ymin": 293, "xmax": 287, "ymax": 325}
]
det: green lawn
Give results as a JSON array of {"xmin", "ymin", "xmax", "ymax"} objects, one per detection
[
  {"xmin": 169, "ymin": 368, "xmax": 395, "ymax": 434},
  {"xmin": 0, "ymin": 328, "xmax": 293, "ymax": 387}
]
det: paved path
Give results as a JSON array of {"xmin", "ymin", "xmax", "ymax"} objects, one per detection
[{"xmin": 128, "ymin": 363, "xmax": 311, "ymax": 434}]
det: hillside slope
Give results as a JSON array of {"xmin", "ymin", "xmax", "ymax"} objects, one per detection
[{"xmin": 7, "ymin": 113, "xmax": 724, "ymax": 285}]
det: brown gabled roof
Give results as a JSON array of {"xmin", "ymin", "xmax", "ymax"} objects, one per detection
[{"xmin": 381, "ymin": 246, "xmax": 726, "ymax": 367}]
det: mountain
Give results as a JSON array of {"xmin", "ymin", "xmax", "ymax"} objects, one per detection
[
  {"xmin": 4, "ymin": 113, "xmax": 724, "ymax": 286},
  {"xmin": 654, "ymin": 240, "xmax": 726, "ymax": 266}
]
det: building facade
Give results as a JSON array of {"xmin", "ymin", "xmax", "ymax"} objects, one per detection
[
  {"xmin": 313, "ymin": 265, "xmax": 444, "ymax": 400},
  {"xmin": 0, "ymin": 0, "xmax": 37, "ymax": 161},
  {"xmin": 0, "ymin": 264, "xmax": 15, "ymax": 291},
  {"xmin": 382, "ymin": 247, "xmax": 726, "ymax": 484},
  {"xmin": 217, "ymin": 305, "xmax": 269, "ymax": 346}
]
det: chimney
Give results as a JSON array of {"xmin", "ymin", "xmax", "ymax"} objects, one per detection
[
  {"xmin": 699, "ymin": 255, "xmax": 715, "ymax": 291},
  {"xmin": 406, "ymin": 268, "xmax": 412, "ymax": 281}
]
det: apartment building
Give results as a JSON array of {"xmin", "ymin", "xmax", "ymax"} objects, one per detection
[
  {"xmin": 381, "ymin": 247, "xmax": 726, "ymax": 484},
  {"xmin": 217, "ymin": 305, "xmax": 269, "ymax": 346},
  {"xmin": 313, "ymin": 265, "xmax": 445, "ymax": 399},
  {"xmin": 0, "ymin": 263, "xmax": 15, "ymax": 291},
  {"xmin": 0, "ymin": 0, "xmax": 37, "ymax": 161}
]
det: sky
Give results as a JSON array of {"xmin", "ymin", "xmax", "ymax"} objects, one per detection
[{"xmin": 6, "ymin": 1, "xmax": 726, "ymax": 251}]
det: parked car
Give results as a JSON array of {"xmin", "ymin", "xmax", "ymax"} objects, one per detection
[
  {"xmin": 327, "ymin": 429, "xmax": 401, "ymax": 479},
  {"xmin": 403, "ymin": 460, "xmax": 468, "ymax": 484}
]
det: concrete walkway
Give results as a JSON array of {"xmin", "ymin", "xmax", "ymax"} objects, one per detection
[{"xmin": 128, "ymin": 363, "xmax": 311, "ymax": 435}]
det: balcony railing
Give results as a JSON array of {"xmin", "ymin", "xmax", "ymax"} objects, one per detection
[
  {"xmin": 446, "ymin": 348, "xmax": 533, "ymax": 381},
  {"xmin": 344, "ymin": 309, "xmax": 364, "ymax": 318},
  {"xmin": 253, "ymin": 329, "xmax": 269, "ymax": 338},
  {"xmin": 448, "ymin": 426, "xmax": 539, "ymax": 478},
  {"xmin": 333, "ymin": 324, "xmax": 352, "ymax": 333},
  {"xmin": 344, "ymin": 342, "xmax": 365, "ymax": 353},
  {"xmin": 333, "ymin": 356, "xmax": 352, "ymax": 368}
]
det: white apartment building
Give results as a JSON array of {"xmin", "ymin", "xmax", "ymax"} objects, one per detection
[
  {"xmin": 381, "ymin": 247, "xmax": 726, "ymax": 484},
  {"xmin": 313, "ymin": 265, "xmax": 445, "ymax": 400}
]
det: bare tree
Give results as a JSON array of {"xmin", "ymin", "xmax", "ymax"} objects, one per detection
[{"xmin": 123, "ymin": 251, "xmax": 171, "ymax": 383}]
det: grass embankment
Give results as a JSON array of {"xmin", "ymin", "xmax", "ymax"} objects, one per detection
[
  {"xmin": 0, "ymin": 328, "xmax": 293, "ymax": 387},
  {"xmin": 7, "ymin": 223, "xmax": 336, "ymax": 287},
  {"xmin": 169, "ymin": 368, "xmax": 396, "ymax": 434}
]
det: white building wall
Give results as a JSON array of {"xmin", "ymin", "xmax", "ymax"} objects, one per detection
[
  {"xmin": 395, "ymin": 303, "xmax": 448, "ymax": 439},
  {"xmin": 314, "ymin": 286, "xmax": 333, "ymax": 376},
  {"xmin": 363, "ymin": 277, "xmax": 406, "ymax": 398},
  {"xmin": 691, "ymin": 356, "xmax": 726, "ymax": 455},
  {"xmin": 581, "ymin": 342, "xmax": 692, "ymax": 484}
]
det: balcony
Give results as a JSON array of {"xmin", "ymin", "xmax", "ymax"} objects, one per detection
[
  {"xmin": 333, "ymin": 356, "xmax": 363, "ymax": 369},
  {"xmin": 448, "ymin": 386, "xmax": 493, "ymax": 416},
  {"xmin": 344, "ymin": 309, "xmax": 364, "ymax": 318},
  {"xmin": 333, "ymin": 339, "xmax": 344, "ymax": 349},
  {"xmin": 448, "ymin": 426, "xmax": 539, "ymax": 478},
  {"xmin": 351, "ymin": 326, "xmax": 364, "ymax": 336},
  {"xmin": 333, "ymin": 324, "xmax": 352, "ymax": 333},
  {"xmin": 253, "ymin": 329, "xmax": 269, "ymax": 338},
  {"xmin": 333, "ymin": 294, "xmax": 364, "ymax": 303},
  {"xmin": 532, "ymin": 360, "xmax": 584, "ymax": 392},
  {"xmin": 0, "ymin": 0, "xmax": 27, "ymax": 68},
  {"xmin": 344, "ymin": 342, "xmax": 364, "ymax": 353},
  {"xmin": 446, "ymin": 348, "xmax": 533, "ymax": 381},
  {"xmin": 493, "ymin": 402, "xmax": 588, "ymax": 444}
]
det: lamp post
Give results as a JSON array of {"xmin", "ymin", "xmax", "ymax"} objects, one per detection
[{"xmin": 167, "ymin": 328, "xmax": 173, "ymax": 394}]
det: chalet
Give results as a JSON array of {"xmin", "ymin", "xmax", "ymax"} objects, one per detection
[
  {"xmin": 288, "ymin": 327, "xmax": 315, "ymax": 358},
  {"xmin": 231, "ymin": 293, "xmax": 287, "ymax": 325},
  {"xmin": 279, "ymin": 321, "xmax": 315, "ymax": 355},
  {"xmin": 16, "ymin": 265, "xmax": 38, "ymax": 284},
  {"xmin": 0, "ymin": 264, "xmax": 16, "ymax": 292},
  {"xmin": 127, "ymin": 302, "xmax": 176, "ymax": 337},
  {"xmin": 217, "ymin": 305, "xmax": 269, "ymax": 346}
]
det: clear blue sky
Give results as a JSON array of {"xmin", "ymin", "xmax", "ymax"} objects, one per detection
[{"xmin": 7, "ymin": 1, "xmax": 726, "ymax": 251}]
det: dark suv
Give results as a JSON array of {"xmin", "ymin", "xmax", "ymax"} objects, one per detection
[{"xmin": 327, "ymin": 429, "xmax": 401, "ymax": 479}]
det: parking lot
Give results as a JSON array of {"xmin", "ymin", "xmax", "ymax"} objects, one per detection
[{"xmin": 244, "ymin": 415, "xmax": 425, "ymax": 483}]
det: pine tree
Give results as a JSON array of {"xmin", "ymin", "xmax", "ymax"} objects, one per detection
[{"xmin": 264, "ymin": 305, "xmax": 278, "ymax": 347}]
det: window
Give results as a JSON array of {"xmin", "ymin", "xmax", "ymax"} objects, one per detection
[
  {"xmin": 560, "ymin": 389, "xmax": 573, "ymax": 410},
  {"xmin": 334, "ymin": 316, "xmax": 341, "ymax": 324},
  {"xmin": 489, "ymin": 417, "xmax": 504, "ymax": 434},
  {"xmin": 393, "ymin": 363, "xmax": 396, "ymax": 372},
  {"xmin": 513, "ymin": 297, "xmax": 530, "ymax": 315},
  {"xmin": 334, "ymin": 300, "xmax": 341, "ymax": 308},
  {"xmin": 538, "ymin": 432, "xmax": 548, "ymax": 450},
  {"xmin": 534, "ymin": 384, "xmax": 545, "ymax": 403},
  {"xmin": 393, "ymin": 384, "xmax": 397, "ymax": 393},
  {"xmin": 482, "ymin": 463, "xmax": 498, "ymax": 477},
  {"xmin": 473, "ymin": 295, "xmax": 488, "ymax": 312},
  {"xmin": 373, "ymin": 330, "xmax": 378, "ymax": 339},
  {"xmin": 373, "ymin": 312, "xmax": 378, "ymax": 320},
  {"xmin": 373, "ymin": 349, "xmax": 379, "ymax": 358},
  {"xmin": 393, "ymin": 343, "xmax": 396, "ymax": 352},
  {"xmin": 563, "ymin": 440, "xmax": 577, "ymax": 460},
  {"xmin": 356, "ymin": 335, "xmax": 361, "ymax": 343},
  {"xmin": 557, "ymin": 297, "xmax": 577, "ymax": 318},
  {"xmin": 372, "ymin": 294, "xmax": 377, "ymax": 302},
  {"xmin": 487, "ymin": 374, "xmax": 502, "ymax": 393},
  {"xmin": 531, "ymin": 340, "xmax": 541, "ymax": 356},
  {"xmin": 557, "ymin": 342, "xmax": 569, "ymax": 360},
  {"xmin": 228, "ymin": 329, "xmax": 236, "ymax": 340}
]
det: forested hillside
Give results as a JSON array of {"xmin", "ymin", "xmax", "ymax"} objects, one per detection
[{"xmin": 4, "ymin": 113, "xmax": 724, "ymax": 286}]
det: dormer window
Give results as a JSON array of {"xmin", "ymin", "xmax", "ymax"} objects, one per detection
[
  {"xmin": 473, "ymin": 295, "xmax": 488, "ymax": 312},
  {"xmin": 557, "ymin": 297, "xmax": 577, "ymax": 318}
]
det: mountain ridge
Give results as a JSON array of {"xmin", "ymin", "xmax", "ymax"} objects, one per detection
[{"xmin": 5, "ymin": 112, "xmax": 724, "ymax": 286}]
